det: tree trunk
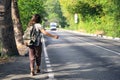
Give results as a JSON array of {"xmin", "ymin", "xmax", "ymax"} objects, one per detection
[
  {"xmin": 11, "ymin": 0, "xmax": 27, "ymax": 55},
  {"xmin": 0, "ymin": 0, "xmax": 19, "ymax": 56},
  {"xmin": 12, "ymin": 0, "xmax": 24, "ymax": 46}
]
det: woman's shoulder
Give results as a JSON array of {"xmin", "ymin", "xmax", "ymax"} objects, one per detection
[
  {"xmin": 34, "ymin": 23, "xmax": 42, "ymax": 26},
  {"xmin": 34, "ymin": 23, "xmax": 43, "ymax": 29}
]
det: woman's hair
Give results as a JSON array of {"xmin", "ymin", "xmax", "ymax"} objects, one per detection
[{"xmin": 28, "ymin": 14, "xmax": 42, "ymax": 27}]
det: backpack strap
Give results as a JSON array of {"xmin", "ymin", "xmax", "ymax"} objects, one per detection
[
  {"xmin": 30, "ymin": 24, "xmax": 41, "ymax": 42},
  {"xmin": 30, "ymin": 24, "xmax": 35, "ymax": 39}
]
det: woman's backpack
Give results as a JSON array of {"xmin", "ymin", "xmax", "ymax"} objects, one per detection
[
  {"xmin": 23, "ymin": 24, "xmax": 41, "ymax": 47},
  {"xmin": 29, "ymin": 25, "xmax": 41, "ymax": 46}
]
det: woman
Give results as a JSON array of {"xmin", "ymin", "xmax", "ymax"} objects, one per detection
[{"xmin": 24, "ymin": 14, "xmax": 59, "ymax": 76}]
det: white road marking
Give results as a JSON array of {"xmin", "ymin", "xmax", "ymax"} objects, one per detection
[
  {"xmin": 42, "ymin": 35, "xmax": 55, "ymax": 79},
  {"xmin": 66, "ymin": 30, "xmax": 120, "ymax": 55},
  {"xmin": 79, "ymin": 38, "xmax": 120, "ymax": 56},
  {"xmin": 46, "ymin": 60, "xmax": 50, "ymax": 64},
  {"xmin": 69, "ymin": 31, "xmax": 120, "ymax": 55}
]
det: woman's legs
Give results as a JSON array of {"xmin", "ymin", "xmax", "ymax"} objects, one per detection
[
  {"xmin": 35, "ymin": 45, "xmax": 42, "ymax": 72},
  {"xmin": 28, "ymin": 47, "xmax": 35, "ymax": 75}
]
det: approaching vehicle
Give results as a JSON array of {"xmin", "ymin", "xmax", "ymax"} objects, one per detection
[{"xmin": 50, "ymin": 22, "xmax": 57, "ymax": 30}]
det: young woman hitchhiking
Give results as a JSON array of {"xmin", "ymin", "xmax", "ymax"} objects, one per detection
[{"xmin": 23, "ymin": 14, "xmax": 59, "ymax": 76}]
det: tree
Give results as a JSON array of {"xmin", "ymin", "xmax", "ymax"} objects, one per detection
[
  {"xmin": 12, "ymin": 0, "xmax": 25, "ymax": 55},
  {"xmin": 12, "ymin": 0, "xmax": 24, "ymax": 46},
  {"xmin": 44, "ymin": 0, "xmax": 67, "ymax": 27},
  {"xmin": 0, "ymin": 0, "xmax": 19, "ymax": 56},
  {"xmin": 18, "ymin": 0, "xmax": 46, "ymax": 30}
]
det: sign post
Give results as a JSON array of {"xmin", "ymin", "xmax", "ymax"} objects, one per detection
[{"xmin": 74, "ymin": 13, "xmax": 78, "ymax": 23}]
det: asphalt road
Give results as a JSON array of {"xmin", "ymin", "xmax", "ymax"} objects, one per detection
[
  {"xmin": 44, "ymin": 30, "xmax": 120, "ymax": 80},
  {"xmin": 0, "ymin": 30, "xmax": 120, "ymax": 80}
]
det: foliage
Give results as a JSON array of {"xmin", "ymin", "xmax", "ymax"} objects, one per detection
[
  {"xmin": 59, "ymin": 0, "xmax": 120, "ymax": 37},
  {"xmin": 18, "ymin": 0, "xmax": 46, "ymax": 30},
  {"xmin": 43, "ymin": 0, "xmax": 67, "ymax": 27},
  {"xmin": 18, "ymin": 0, "xmax": 67, "ymax": 29}
]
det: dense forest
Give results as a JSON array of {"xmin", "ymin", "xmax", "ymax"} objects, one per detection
[
  {"xmin": 18, "ymin": 0, "xmax": 120, "ymax": 37},
  {"xmin": 59, "ymin": 0, "xmax": 120, "ymax": 37},
  {"xmin": 18, "ymin": 0, "xmax": 65, "ymax": 30}
]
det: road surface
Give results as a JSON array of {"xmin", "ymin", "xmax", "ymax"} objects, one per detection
[{"xmin": 0, "ymin": 30, "xmax": 120, "ymax": 80}]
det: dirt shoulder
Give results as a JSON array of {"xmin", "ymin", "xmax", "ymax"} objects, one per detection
[
  {"xmin": 0, "ymin": 56, "xmax": 47, "ymax": 80},
  {"xmin": 0, "ymin": 57, "xmax": 15, "ymax": 64}
]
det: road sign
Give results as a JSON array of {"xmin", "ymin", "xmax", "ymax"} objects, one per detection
[{"xmin": 74, "ymin": 13, "xmax": 78, "ymax": 23}]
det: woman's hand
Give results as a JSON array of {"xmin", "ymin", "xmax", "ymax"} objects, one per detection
[
  {"xmin": 54, "ymin": 35, "xmax": 59, "ymax": 39},
  {"xmin": 40, "ymin": 29, "xmax": 59, "ymax": 39}
]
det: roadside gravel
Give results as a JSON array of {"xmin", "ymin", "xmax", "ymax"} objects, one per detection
[{"xmin": 0, "ymin": 56, "xmax": 47, "ymax": 80}]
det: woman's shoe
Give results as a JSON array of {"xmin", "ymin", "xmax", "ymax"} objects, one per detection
[
  {"xmin": 36, "ymin": 69, "xmax": 40, "ymax": 73},
  {"xmin": 36, "ymin": 66, "xmax": 40, "ymax": 73},
  {"xmin": 30, "ymin": 71, "xmax": 35, "ymax": 76}
]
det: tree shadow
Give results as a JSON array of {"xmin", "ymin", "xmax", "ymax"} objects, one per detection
[
  {"xmin": 0, "ymin": 56, "xmax": 48, "ymax": 80},
  {"xmin": 48, "ymin": 42, "xmax": 120, "ymax": 80}
]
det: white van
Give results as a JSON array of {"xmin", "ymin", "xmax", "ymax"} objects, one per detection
[{"xmin": 50, "ymin": 22, "xmax": 57, "ymax": 30}]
